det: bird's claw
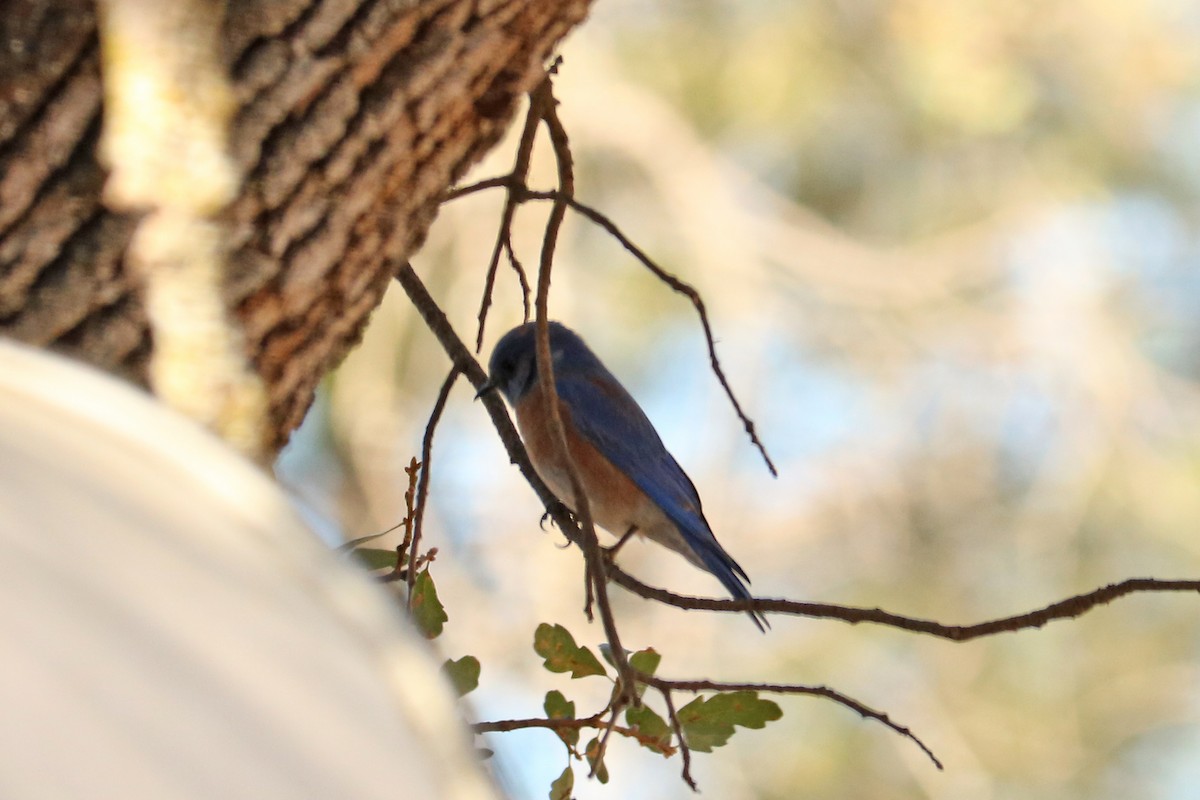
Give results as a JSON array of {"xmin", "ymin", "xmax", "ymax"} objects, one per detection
[
  {"xmin": 601, "ymin": 526, "xmax": 639, "ymax": 565},
  {"xmin": 540, "ymin": 502, "xmax": 577, "ymax": 531}
]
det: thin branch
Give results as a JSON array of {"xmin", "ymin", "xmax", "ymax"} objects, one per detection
[
  {"xmin": 405, "ymin": 367, "xmax": 459, "ymax": 604},
  {"xmin": 473, "ymin": 714, "xmax": 590, "ymax": 733},
  {"xmin": 472, "ymin": 94, "xmax": 542, "ymax": 351},
  {"xmin": 397, "ymin": 458, "xmax": 419, "ymax": 565},
  {"xmin": 444, "ymin": 175, "xmax": 516, "ymax": 202},
  {"xmin": 609, "ymin": 569, "xmax": 1200, "ymax": 641},
  {"xmin": 393, "ymin": 260, "xmax": 574, "ymax": 531},
  {"xmin": 393, "ymin": 258, "xmax": 1200, "ymax": 786},
  {"xmin": 444, "ymin": 178, "xmax": 777, "ymax": 477},
  {"xmin": 527, "ymin": 74, "xmax": 639, "ymax": 707},
  {"xmin": 473, "ymin": 715, "xmax": 673, "ymax": 754},
  {"xmin": 503, "ymin": 237, "xmax": 532, "ymax": 322},
  {"xmin": 395, "ymin": 263, "xmax": 488, "ymax": 383},
  {"xmin": 395, "ymin": 260, "xmax": 1200, "ymax": 643},
  {"xmin": 659, "ymin": 687, "xmax": 696, "ymax": 792},
  {"xmin": 640, "ymin": 674, "xmax": 942, "ymax": 771},
  {"xmin": 377, "ymin": 458, "xmax": 420, "ymax": 584},
  {"xmin": 588, "ymin": 704, "xmax": 620, "ymax": 780},
  {"xmin": 403, "ymin": 72, "xmax": 1200, "ymax": 794},
  {"xmin": 552, "ymin": 192, "xmax": 777, "ymax": 477}
]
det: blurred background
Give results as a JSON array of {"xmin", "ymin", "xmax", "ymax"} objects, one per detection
[{"xmin": 276, "ymin": 0, "xmax": 1200, "ymax": 797}]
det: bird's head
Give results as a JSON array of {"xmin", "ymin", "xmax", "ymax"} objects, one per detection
[{"xmin": 477, "ymin": 321, "xmax": 593, "ymax": 403}]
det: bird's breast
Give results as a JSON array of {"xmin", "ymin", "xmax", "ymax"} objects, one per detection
[{"xmin": 514, "ymin": 387, "xmax": 656, "ymax": 537}]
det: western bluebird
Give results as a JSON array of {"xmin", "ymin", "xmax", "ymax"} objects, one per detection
[{"xmin": 482, "ymin": 321, "xmax": 766, "ymax": 630}]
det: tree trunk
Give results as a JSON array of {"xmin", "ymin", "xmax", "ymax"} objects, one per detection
[{"xmin": 0, "ymin": 0, "xmax": 591, "ymax": 451}]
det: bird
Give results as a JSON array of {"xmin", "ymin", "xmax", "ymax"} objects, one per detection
[{"xmin": 479, "ymin": 321, "xmax": 767, "ymax": 631}]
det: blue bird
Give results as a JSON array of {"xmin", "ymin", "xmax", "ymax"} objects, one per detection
[{"xmin": 482, "ymin": 321, "xmax": 766, "ymax": 631}]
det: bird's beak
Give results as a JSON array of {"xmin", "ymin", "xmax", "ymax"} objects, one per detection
[{"xmin": 474, "ymin": 379, "xmax": 499, "ymax": 400}]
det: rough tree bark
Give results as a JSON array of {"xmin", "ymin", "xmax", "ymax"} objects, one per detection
[{"xmin": 0, "ymin": 0, "xmax": 591, "ymax": 451}]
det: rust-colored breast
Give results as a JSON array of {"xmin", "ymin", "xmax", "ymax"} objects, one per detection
[{"xmin": 514, "ymin": 382, "xmax": 651, "ymax": 538}]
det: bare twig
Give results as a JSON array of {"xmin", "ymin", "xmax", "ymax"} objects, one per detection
[
  {"xmin": 474, "ymin": 715, "xmax": 673, "ymax": 754},
  {"xmin": 658, "ymin": 687, "xmax": 696, "ymax": 791},
  {"xmin": 394, "ymin": 254, "xmax": 1200, "ymax": 786},
  {"xmin": 606, "ymin": 570, "xmax": 1200, "ymax": 641},
  {"xmin": 397, "ymin": 457, "xmax": 420, "ymax": 564},
  {"xmin": 473, "ymin": 94, "xmax": 541, "ymax": 350},
  {"xmin": 395, "ymin": 256, "xmax": 1200, "ymax": 705},
  {"xmin": 443, "ymin": 175, "xmax": 516, "ymax": 201},
  {"xmin": 394, "ymin": 261, "xmax": 573, "ymax": 529},
  {"xmin": 405, "ymin": 368, "xmax": 460, "ymax": 604},
  {"xmin": 527, "ymin": 75, "xmax": 639, "ymax": 708},
  {"xmin": 443, "ymin": 180, "xmax": 778, "ymax": 477},
  {"xmin": 552, "ymin": 192, "xmax": 777, "ymax": 478},
  {"xmin": 376, "ymin": 458, "xmax": 420, "ymax": 584},
  {"xmin": 503, "ymin": 237, "xmax": 531, "ymax": 318},
  {"xmin": 588, "ymin": 704, "xmax": 620, "ymax": 780},
  {"xmin": 381, "ymin": 547, "xmax": 439, "ymax": 583},
  {"xmin": 639, "ymin": 674, "xmax": 942, "ymax": 771},
  {"xmin": 393, "ymin": 191, "xmax": 1200, "ymax": 786}
]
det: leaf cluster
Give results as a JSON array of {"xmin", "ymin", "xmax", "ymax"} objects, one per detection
[{"xmin": 529, "ymin": 622, "xmax": 781, "ymax": 796}]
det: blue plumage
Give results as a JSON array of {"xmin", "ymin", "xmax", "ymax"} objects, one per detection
[{"xmin": 485, "ymin": 322, "xmax": 766, "ymax": 631}]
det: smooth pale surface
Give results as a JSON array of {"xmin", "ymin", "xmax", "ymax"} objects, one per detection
[{"xmin": 0, "ymin": 339, "xmax": 498, "ymax": 800}]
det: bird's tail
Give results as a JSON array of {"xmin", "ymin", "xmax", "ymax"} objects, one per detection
[{"xmin": 694, "ymin": 542, "xmax": 770, "ymax": 633}]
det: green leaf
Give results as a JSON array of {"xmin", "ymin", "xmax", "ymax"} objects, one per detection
[
  {"xmin": 442, "ymin": 656, "xmax": 480, "ymax": 697},
  {"xmin": 676, "ymin": 696, "xmax": 731, "ymax": 753},
  {"xmin": 704, "ymin": 691, "xmax": 782, "ymax": 730},
  {"xmin": 625, "ymin": 705, "xmax": 672, "ymax": 753},
  {"xmin": 628, "ymin": 647, "xmax": 662, "ymax": 696},
  {"xmin": 352, "ymin": 547, "xmax": 399, "ymax": 570},
  {"xmin": 533, "ymin": 623, "xmax": 607, "ymax": 679},
  {"xmin": 544, "ymin": 689, "xmax": 576, "ymax": 720},
  {"xmin": 544, "ymin": 690, "xmax": 579, "ymax": 748},
  {"xmin": 548, "ymin": 765, "xmax": 574, "ymax": 800},
  {"xmin": 677, "ymin": 691, "xmax": 782, "ymax": 753},
  {"xmin": 584, "ymin": 738, "xmax": 609, "ymax": 784},
  {"xmin": 410, "ymin": 569, "xmax": 447, "ymax": 639},
  {"xmin": 629, "ymin": 647, "xmax": 662, "ymax": 677}
]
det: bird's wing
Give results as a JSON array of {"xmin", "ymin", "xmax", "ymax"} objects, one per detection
[{"xmin": 554, "ymin": 372, "xmax": 754, "ymax": 590}]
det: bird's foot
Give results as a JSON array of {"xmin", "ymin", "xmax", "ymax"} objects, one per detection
[
  {"xmin": 539, "ymin": 502, "xmax": 577, "ymax": 531},
  {"xmin": 601, "ymin": 526, "xmax": 639, "ymax": 565}
]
